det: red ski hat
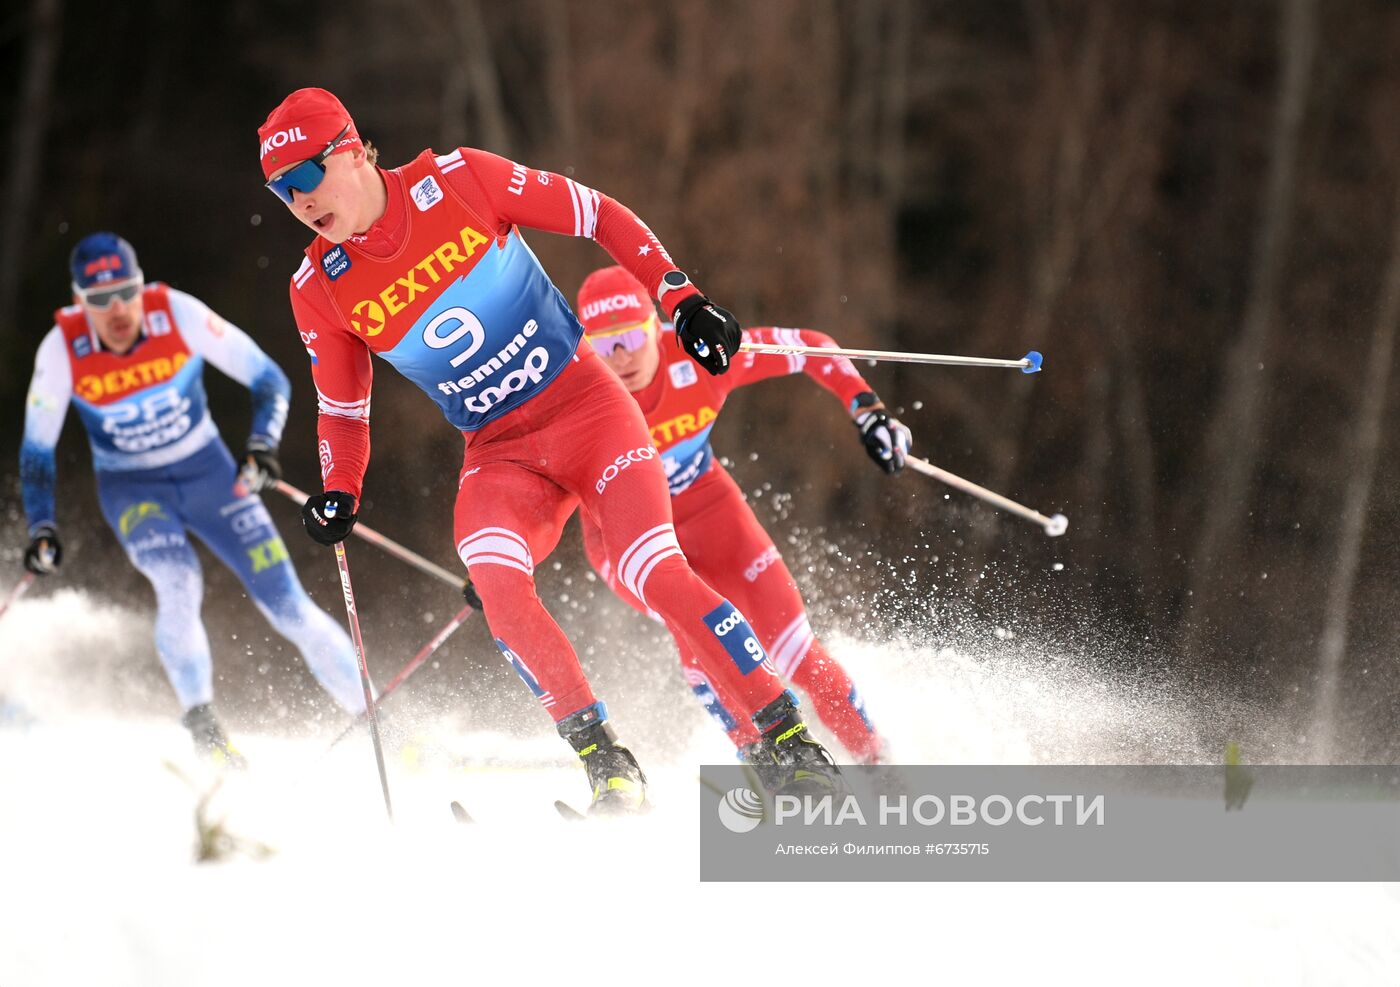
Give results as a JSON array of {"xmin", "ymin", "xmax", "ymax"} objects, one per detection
[
  {"xmin": 258, "ymin": 88, "xmax": 362, "ymax": 180},
  {"xmin": 576, "ymin": 266, "xmax": 654, "ymax": 334}
]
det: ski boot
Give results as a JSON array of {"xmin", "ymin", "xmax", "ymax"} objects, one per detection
[
  {"xmin": 741, "ymin": 691, "xmax": 845, "ymax": 798},
  {"xmin": 182, "ymin": 703, "xmax": 247, "ymax": 770},
  {"xmin": 558, "ymin": 702, "xmax": 647, "ymax": 816}
]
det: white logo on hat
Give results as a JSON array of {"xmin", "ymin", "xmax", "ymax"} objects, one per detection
[
  {"xmin": 580, "ymin": 293, "xmax": 642, "ymax": 322},
  {"xmin": 260, "ymin": 127, "xmax": 307, "ymax": 159}
]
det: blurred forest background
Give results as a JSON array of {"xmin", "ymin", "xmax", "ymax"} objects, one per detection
[{"xmin": 3, "ymin": 0, "xmax": 1399, "ymax": 760}]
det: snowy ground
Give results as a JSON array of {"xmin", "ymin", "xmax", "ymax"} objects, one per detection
[{"xmin": 2, "ymin": 589, "xmax": 1399, "ymax": 985}]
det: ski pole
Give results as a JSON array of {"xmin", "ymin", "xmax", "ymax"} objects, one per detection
[
  {"xmin": 273, "ymin": 479, "xmax": 479, "ymax": 605},
  {"xmin": 906, "ymin": 455, "xmax": 1068, "ymax": 537},
  {"xmin": 0, "ymin": 572, "xmax": 36, "ymax": 622},
  {"xmin": 739, "ymin": 342, "xmax": 1044, "ymax": 373},
  {"xmin": 324, "ymin": 602, "xmax": 474, "ymax": 753},
  {"xmin": 329, "ymin": 536, "xmax": 394, "ymax": 820}
]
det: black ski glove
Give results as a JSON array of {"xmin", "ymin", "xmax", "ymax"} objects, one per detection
[
  {"xmin": 23, "ymin": 525, "xmax": 62, "ymax": 575},
  {"xmin": 463, "ymin": 579, "xmax": 484, "ymax": 610},
  {"xmin": 240, "ymin": 440, "xmax": 282, "ymax": 493},
  {"xmin": 852, "ymin": 393, "xmax": 912, "ymax": 474},
  {"xmin": 673, "ymin": 294, "xmax": 742, "ymax": 376},
  {"xmin": 302, "ymin": 491, "xmax": 358, "ymax": 546}
]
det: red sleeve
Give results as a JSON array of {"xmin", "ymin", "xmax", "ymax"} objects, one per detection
[
  {"xmin": 441, "ymin": 148, "xmax": 702, "ymax": 316},
  {"xmin": 715, "ymin": 327, "xmax": 873, "ymax": 410},
  {"xmin": 288, "ymin": 271, "xmax": 374, "ymax": 498}
]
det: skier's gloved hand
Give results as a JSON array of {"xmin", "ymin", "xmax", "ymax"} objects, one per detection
[
  {"xmin": 673, "ymin": 294, "xmax": 741, "ymax": 376},
  {"xmin": 301, "ymin": 491, "xmax": 357, "ymax": 546},
  {"xmin": 463, "ymin": 579, "xmax": 484, "ymax": 610},
  {"xmin": 852, "ymin": 392, "xmax": 911, "ymax": 474},
  {"xmin": 240, "ymin": 440, "xmax": 282, "ymax": 493},
  {"xmin": 23, "ymin": 525, "xmax": 62, "ymax": 575}
]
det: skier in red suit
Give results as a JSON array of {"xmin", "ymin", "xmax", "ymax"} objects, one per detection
[
  {"xmin": 258, "ymin": 88, "xmax": 842, "ymax": 810},
  {"xmin": 576, "ymin": 266, "xmax": 910, "ymax": 766}
]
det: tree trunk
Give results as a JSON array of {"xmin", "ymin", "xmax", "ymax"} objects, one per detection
[
  {"xmin": 1113, "ymin": 322, "xmax": 1160, "ymax": 612},
  {"xmin": 966, "ymin": 1, "xmax": 1104, "ymax": 567},
  {"xmin": 1181, "ymin": 0, "xmax": 1317, "ymax": 662},
  {"xmin": 541, "ymin": 0, "xmax": 579, "ymax": 163},
  {"xmin": 0, "ymin": 0, "xmax": 63, "ymax": 331},
  {"xmin": 653, "ymin": 0, "xmax": 708, "ymax": 235},
  {"xmin": 1309, "ymin": 179, "xmax": 1400, "ymax": 761},
  {"xmin": 444, "ymin": 0, "xmax": 511, "ymax": 156},
  {"xmin": 811, "ymin": 0, "xmax": 844, "ymax": 334},
  {"xmin": 1079, "ymin": 359, "xmax": 1112, "ymax": 545},
  {"xmin": 876, "ymin": 0, "xmax": 911, "ymax": 207}
]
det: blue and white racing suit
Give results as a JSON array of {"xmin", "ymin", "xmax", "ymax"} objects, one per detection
[{"xmin": 19, "ymin": 283, "xmax": 364, "ymax": 714}]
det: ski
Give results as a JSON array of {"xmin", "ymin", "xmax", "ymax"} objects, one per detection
[
  {"xmin": 452, "ymin": 799, "xmax": 588, "ymax": 823},
  {"xmin": 554, "ymin": 800, "xmax": 587, "ymax": 822}
]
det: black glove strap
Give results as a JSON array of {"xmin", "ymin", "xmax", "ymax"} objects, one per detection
[{"xmin": 850, "ymin": 390, "xmax": 881, "ymax": 415}]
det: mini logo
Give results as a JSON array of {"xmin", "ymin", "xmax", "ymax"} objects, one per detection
[
  {"xmin": 717, "ymin": 788, "xmax": 764, "ymax": 834},
  {"xmin": 146, "ymin": 311, "xmax": 171, "ymax": 336},
  {"xmin": 322, "ymin": 245, "xmax": 351, "ymax": 280},
  {"xmin": 412, "ymin": 175, "xmax": 444, "ymax": 211},
  {"xmin": 668, "ymin": 360, "xmax": 697, "ymax": 388},
  {"xmin": 73, "ymin": 336, "xmax": 92, "ymax": 358}
]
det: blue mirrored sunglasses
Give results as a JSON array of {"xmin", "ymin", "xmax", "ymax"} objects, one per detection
[{"xmin": 264, "ymin": 125, "xmax": 350, "ymax": 205}]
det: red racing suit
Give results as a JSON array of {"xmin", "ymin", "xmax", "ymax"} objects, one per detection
[
  {"xmin": 287, "ymin": 147, "xmax": 788, "ymax": 728},
  {"xmin": 582, "ymin": 328, "xmax": 885, "ymax": 761}
]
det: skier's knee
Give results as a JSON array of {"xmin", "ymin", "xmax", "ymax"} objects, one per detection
[
  {"xmin": 623, "ymin": 551, "xmax": 694, "ymax": 607},
  {"xmin": 466, "ymin": 563, "xmax": 538, "ymax": 612}
]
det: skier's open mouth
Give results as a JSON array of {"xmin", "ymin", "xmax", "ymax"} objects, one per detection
[{"xmin": 313, "ymin": 213, "xmax": 335, "ymax": 232}]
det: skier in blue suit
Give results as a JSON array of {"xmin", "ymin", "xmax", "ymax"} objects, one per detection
[{"xmin": 18, "ymin": 233, "xmax": 366, "ymax": 764}]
